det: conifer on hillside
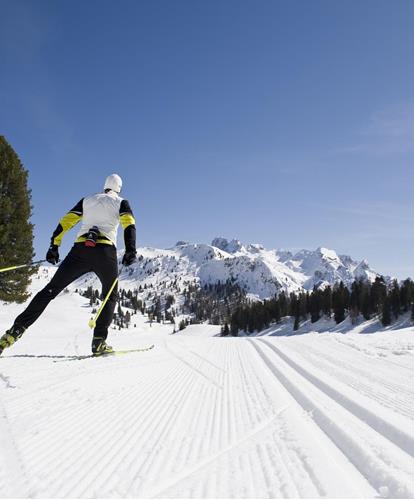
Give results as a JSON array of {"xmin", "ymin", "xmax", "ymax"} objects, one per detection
[
  {"xmin": 381, "ymin": 295, "xmax": 392, "ymax": 327},
  {"xmin": 0, "ymin": 136, "xmax": 35, "ymax": 302}
]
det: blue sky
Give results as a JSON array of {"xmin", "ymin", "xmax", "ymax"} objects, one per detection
[{"xmin": 2, "ymin": 0, "xmax": 414, "ymax": 278}]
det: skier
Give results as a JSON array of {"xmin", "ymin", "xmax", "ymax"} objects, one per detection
[{"xmin": 0, "ymin": 174, "xmax": 137, "ymax": 356}]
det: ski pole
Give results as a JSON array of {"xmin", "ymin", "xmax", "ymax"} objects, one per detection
[
  {"xmin": 0, "ymin": 259, "xmax": 47, "ymax": 274},
  {"xmin": 88, "ymin": 266, "xmax": 123, "ymax": 329}
]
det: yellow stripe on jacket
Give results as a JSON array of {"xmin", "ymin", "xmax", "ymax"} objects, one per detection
[
  {"xmin": 120, "ymin": 213, "xmax": 136, "ymax": 230},
  {"xmin": 74, "ymin": 236, "xmax": 114, "ymax": 245},
  {"xmin": 52, "ymin": 212, "xmax": 82, "ymax": 246}
]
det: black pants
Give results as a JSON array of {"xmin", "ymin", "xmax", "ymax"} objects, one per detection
[{"xmin": 14, "ymin": 243, "xmax": 118, "ymax": 342}]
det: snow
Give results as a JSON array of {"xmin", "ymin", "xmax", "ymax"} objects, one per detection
[{"xmin": 1, "ymin": 274, "xmax": 414, "ymax": 497}]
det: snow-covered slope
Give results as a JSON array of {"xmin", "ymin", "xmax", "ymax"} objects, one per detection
[
  {"xmin": 68, "ymin": 238, "xmax": 381, "ymax": 302},
  {"xmin": 1, "ymin": 281, "xmax": 414, "ymax": 498},
  {"xmin": 145, "ymin": 238, "xmax": 379, "ymax": 296}
]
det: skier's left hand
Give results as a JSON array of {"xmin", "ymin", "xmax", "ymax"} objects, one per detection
[
  {"xmin": 122, "ymin": 250, "xmax": 137, "ymax": 267},
  {"xmin": 46, "ymin": 244, "xmax": 60, "ymax": 265}
]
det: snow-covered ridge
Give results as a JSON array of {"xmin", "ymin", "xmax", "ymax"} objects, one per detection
[
  {"xmin": 60, "ymin": 237, "xmax": 380, "ymax": 301},
  {"xmin": 147, "ymin": 238, "xmax": 378, "ymax": 296}
]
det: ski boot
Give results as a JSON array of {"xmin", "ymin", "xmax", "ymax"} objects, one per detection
[
  {"xmin": 92, "ymin": 338, "xmax": 113, "ymax": 356},
  {"xmin": 0, "ymin": 325, "xmax": 26, "ymax": 355}
]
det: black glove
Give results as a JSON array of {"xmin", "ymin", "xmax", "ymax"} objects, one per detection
[
  {"xmin": 46, "ymin": 244, "xmax": 60, "ymax": 265},
  {"xmin": 122, "ymin": 250, "xmax": 136, "ymax": 266}
]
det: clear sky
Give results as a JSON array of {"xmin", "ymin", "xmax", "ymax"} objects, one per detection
[{"xmin": 2, "ymin": 0, "xmax": 414, "ymax": 279}]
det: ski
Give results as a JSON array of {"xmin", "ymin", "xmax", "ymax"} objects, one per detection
[
  {"xmin": 53, "ymin": 344, "xmax": 155, "ymax": 362},
  {"xmin": 97, "ymin": 344, "xmax": 155, "ymax": 357}
]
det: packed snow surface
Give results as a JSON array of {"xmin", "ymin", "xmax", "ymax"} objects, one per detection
[{"xmin": 1, "ymin": 276, "xmax": 414, "ymax": 498}]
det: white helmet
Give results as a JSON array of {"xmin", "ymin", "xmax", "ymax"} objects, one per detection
[{"xmin": 104, "ymin": 173, "xmax": 122, "ymax": 193}]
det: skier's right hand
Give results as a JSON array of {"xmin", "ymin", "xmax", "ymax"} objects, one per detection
[
  {"xmin": 122, "ymin": 250, "xmax": 136, "ymax": 267},
  {"xmin": 46, "ymin": 244, "xmax": 60, "ymax": 265}
]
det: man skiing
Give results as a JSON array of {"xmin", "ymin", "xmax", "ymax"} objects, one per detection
[{"xmin": 0, "ymin": 174, "xmax": 136, "ymax": 356}]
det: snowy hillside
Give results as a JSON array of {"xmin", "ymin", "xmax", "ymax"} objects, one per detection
[
  {"xmin": 1, "ymin": 275, "xmax": 414, "ymax": 498},
  {"xmin": 69, "ymin": 238, "xmax": 380, "ymax": 304}
]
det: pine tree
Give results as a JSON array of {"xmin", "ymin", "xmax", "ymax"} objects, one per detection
[
  {"xmin": 400, "ymin": 279, "xmax": 414, "ymax": 312},
  {"xmin": 390, "ymin": 279, "xmax": 401, "ymax": 319},
  {"xmin": 125, "ymin": 310, "xmax": 131, "ymax": 328},
  {"xmin": 221, "ymin": 323, "xmax": 230, "ymax": 336},
  {"xmin": 292, "ymin": 296, "xmax": 301, "ymax": 331},
  {"xmin": 332, "ymin": 282, "xmax": 347, "ymax": 324},
  {"xmin": 349, "ymin": 281, "xmax": 360, "ymax": 324},
  {"xmin": 381, "ymin": 295, "xmax": 392, "ymax": 327},
  {"xmin": 309, "ymin": 287, "xmax": 321, "ymax": 323},
  {"xmin": 0, "ymin": 136, "xmax": 35, "ymax": 302},
  {"xmin": 371, "ymin": 276, "xmax": 387, "ymax": 314},
  {"xmin": 278, "ymin": 291, "xmax": 288, "ymax": 317},
  {"xmin": 360, "ymin": 281, "xmax": 371, "ymax": 320},
  {"xmin": 272, "ymin": 299, "xmax": 281, "ymax": 323},
  {"xmin": 293, "ymin": 314, "xmax": 300, "ymax": 331},
  {"xmin": 321, "ymin": 286, "xmax": 332, "ymax": 318}
]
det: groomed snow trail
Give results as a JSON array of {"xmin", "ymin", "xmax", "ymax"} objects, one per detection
[{"xmin": 1, "ymin": 299, "xmax": 414, "ymax": 497}]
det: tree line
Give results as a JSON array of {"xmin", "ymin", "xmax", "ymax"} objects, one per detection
[
  {"xmin": 227, "ymin": 277, "xmax": 414, "ymax": 336},
  {"xmin": 78, "ymin": 275, "xmax": 414, "ymax": 335}
]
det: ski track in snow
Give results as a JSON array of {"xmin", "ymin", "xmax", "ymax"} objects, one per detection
[
  {"xmin": 249, "ymin": 338, "xmax": 414, "ymax": 498},
  {"xmin": 1, "ymin": 321, "xmax": 414, "ymax": 497},
  {"xmin": 279, "ymin": 338, "xmax": 414, "ymax": 421},
  {"xmin": 0, "ymin": 390, "xmax": 30, "ymax": 497}
]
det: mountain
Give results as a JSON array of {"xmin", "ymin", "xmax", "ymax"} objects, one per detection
[{"xmin": 67, "ymin": 237, "xmax": 380, "ymax": 302}]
